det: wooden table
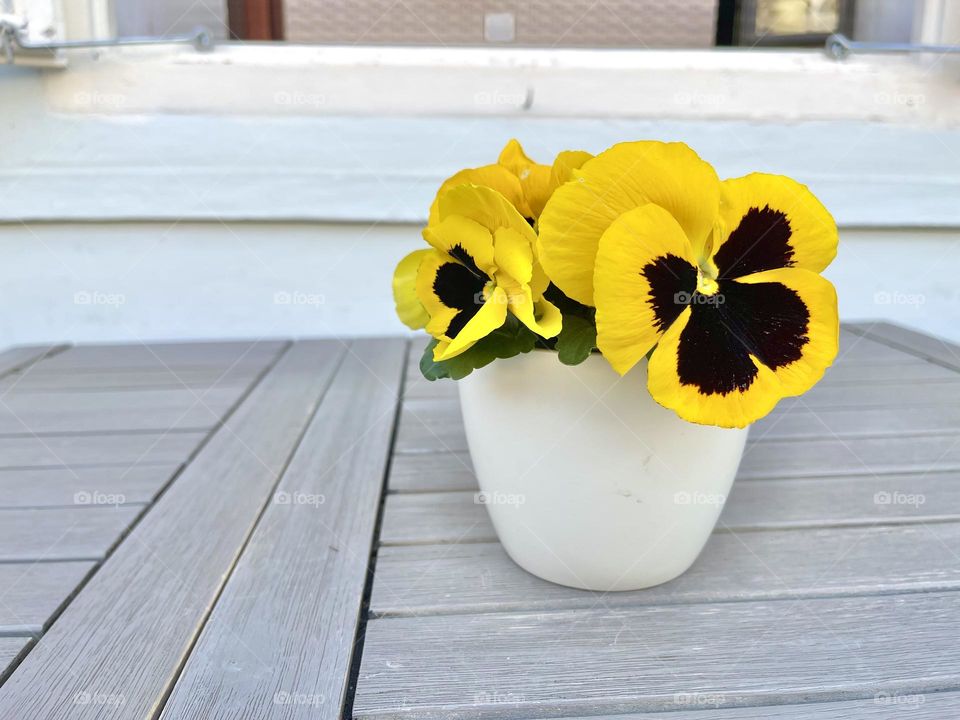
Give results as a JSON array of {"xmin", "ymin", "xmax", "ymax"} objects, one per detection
[{"xmin": 0, "ymin": 323, "xmax": 958, "ymax": 718}]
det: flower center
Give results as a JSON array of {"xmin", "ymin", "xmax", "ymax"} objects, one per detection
[{"xmin": 696, "ymin": 268, "xmax": 719, "ymax": 296}]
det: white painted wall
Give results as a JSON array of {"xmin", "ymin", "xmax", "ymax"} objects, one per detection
[{"xmin": 2, "ymin": 44, "xmax": 960, "ymax": 346}]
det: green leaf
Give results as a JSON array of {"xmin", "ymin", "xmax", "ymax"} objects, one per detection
[
  {"xmin": 417, "ymin": 315, "xmax": 538, "ymax": 381},
  {"xmin": 419, "ymin": 338, "xmax": 450, "ymax": 380},
  {"xmin": 556, "ymin": 315, "xmax": 597, "ymax": 366}
]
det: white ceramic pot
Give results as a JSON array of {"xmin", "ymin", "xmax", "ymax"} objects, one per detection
[{"xmin": 458, "ymin": 350, "xmax": 748, "ymax": 592}]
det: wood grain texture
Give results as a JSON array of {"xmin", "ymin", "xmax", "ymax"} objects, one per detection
[
  {"xmin": 818, "ymin": 360, "xmax": 960, "ymax": 385},
  {"xmin": 0, "ymin": 562, "xmax": 96, "ymax": 634},
  {"xmin": 0, "ymin": 638, "xmax": 31, "ymax": 685},
  {"xmin": 0, "ymin": 341, "xmax": 345, "ymax": 719},
  {"xmin": 834, "ymin": 330, "xmax": 916, "ymax": 364},
  {"xmin": 0, "ymin": 465, "xmax": 179, "ymax": 508},
  {"xmin": 160, "ymin": 338, "xmax": 407, "ymax": 720},
  {"xmin": 388, "ymin": 450, "xmax": 475, "ymax": 492},
  {"xmin": 0, "ymin": 366, "xmax": 260, "ymax": 393},
  {"xmin": 0, "ymin": 506, "xmax": 143, "ymax": 561},
  {"xmin": 37, "ymin": 340, "xmax": 285, "ymax": 371},
  {"xmin": 0, "ymin": 387, "xmax": 243, "ymax": 435},
  {"xmin": 0, "ymin": 432, "xmax": 205, "ymax": 470},
  {"xmin": 738, "ymin": 435, "xmax": 960, "ymax": 479},
  {"xmin": 848, "ymin": 321, "xmax": 960, "ymax": 371},
  {"xmin": 354, "ymin": 592, "xmax": 960, "ymax": 718},
  {"xmin": 551, "ymin": 692, "xmax": 960, "ymax": 719},
  {"xmin": 752, "ymin": 404, "xmax": 960, "ymax": 441},
  {"xmin": 379, "ymin": 472, "xmax": 960, "ymax": 545},
  {"xmin": 370, "ymin": 522, "xmax": 960, "ymax": 617}
]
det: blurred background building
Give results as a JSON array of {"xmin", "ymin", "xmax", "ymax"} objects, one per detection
[
  {"xmin": 1, "ymin": 0, "xmax": 959, "ymax": 345},
  {"xmin": 110, "ymin": 0, "xmax": 927, "ymax": 46}
]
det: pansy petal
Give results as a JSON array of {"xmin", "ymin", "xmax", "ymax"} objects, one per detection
[
  {"xmin": 735, "ymin": 267, "xmax": 839, "ymax": 397},
  {"xmin": 392, "ymin": 249, "xmax": 431, "ymax": 330},
  {"xmin": 415, "ymin": 250, "xmax": 456, "ymax": 320},
  {"xmin": 493, "ymin": 227, "xmax": 534, "ymax": 285},
  {"xmin": 433, "ymin": 286, "xmax": 509, "ymax": 360},
  {"xmin": 712, "ymin": 173, "xmax": 838, "ymax": 278},
  {"xmin": 438, "ymin": 184, "xmax": 537, "ymax": 244},
  {"xmin": 538, "ymin": 141, "xmax": 721, "ymax": 306},
  {"xmin": 497, "ymin": 138, "xmax": 537, "ymax": 173},
  {"xmin": 428, "ymin": 165, "xmax": 528, "ymax": 225},
  {"xmin": 550, "ymin": 150, "xmax": 594, "ymax": 187},
  {"xmin": 416, "ymin": 250, "xmax": 490, "ymax": 341},
  {"xmin": 422, "ymin": 214, "xmax": 497, "ymax": 277},
  {"xmin": 594, "ymin": 204, "xmax": 699, "ymax": 376},
  {"xmin": 647, "ymin": 307, "xmax": 783, "ymax": 428},
  {"xmin": 502, "ymin": 280, "xmax": 562, "ymax": 338}
]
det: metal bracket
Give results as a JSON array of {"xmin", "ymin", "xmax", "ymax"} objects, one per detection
[
  {"xmin": 0, "ymin": 15, "xmax": 213, "ymax": 64},
  {"xmin": 826, "ymin": 33, "xmax": 960, "ymax": 60}
]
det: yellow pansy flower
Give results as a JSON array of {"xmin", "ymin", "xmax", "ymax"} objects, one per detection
[
  {"xmin": 540, "ymin": 141, "xmax": 838, "ymax": 427},
  {"xmin": 414, "ymin": 184, "xmax": 562, "ymax": 361},
  {"xmin": 428, "ymin": 139, "xmax": 592, "ymax": 226}
]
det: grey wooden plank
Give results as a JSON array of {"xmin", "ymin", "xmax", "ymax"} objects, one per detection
[
  {"xmin": 0, "ymin": 345, "xmax": 65, "ymax": 377},
  {"xmin": 37, "ymin": 340, "xmax": 285, "ymax": 371},
  {"xmin": 402, "ymin": 374, "xmax": 458, "ymax": 401},
  {"xmin": 753, "ymin": 405, "xmax": 960, "ymax": 441},
  {"xmin": 160, "ymin": 338, "xmax": 407, "ymax": 720},
  {"xmin": 0, "ymin": 387, "xmax": 243, "ymax": 435},
  {"xmin": 0, "ymin": 561, "xmax": 96, "ymax": 634},
  {"xmin": 739, "ymin": 435, "xmax": 960, "ymax": 479},
  {"xmin": 388, "ymin": 450, "xmax": 475, "ymax": 492},
  {"xmin": 819, "ymin": 359, "xmax": 960, "ymax": 385},
  {"xmin": 380, "ymin": 471, "xmax": 960, "ymax": 546},
  {"xmin": 0, "ymin": 366, "xmax": 260, "ymax": 393},
  {"xmin": 848, "ymin": 321, "xmax": 960, "ymax": 371},
  {"xmin": 0, "ymin": 431, "xmax": 205, "ymax": 469},
  {"xmin": 396, "ymin": 399, "xmax": 466, "ymax": 454},
  {"xmin": 354, "ymin": 592, "xmax": 960, "ymax": 718},
  {"xmin": 835, "ymin": 329, "xmax": 916, "ymax": 364},
  {"xmin": 0, "ymin": 465, "xmax": 179, "ymax": 508},
  {"xmin": 0, "ymin": 638, "xmax": 31, "ymax": 685},
  {"xmin": 0, "ymin": 506, "xmax": 143, "ymax": 562},
  {"xmin": 773, "ymin": 380, "xmax": 960, "ymax": 411},
  {"xmin": 0, "ymin": 340, "xmax": 346, "ymax": 719},
  {"xmin": 371, "ymin": 522, "xmax": 960, "ymax": 617},
  {"xmin": 546, "ymin": 691, "xmax": 960, "ymax": 719}
]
